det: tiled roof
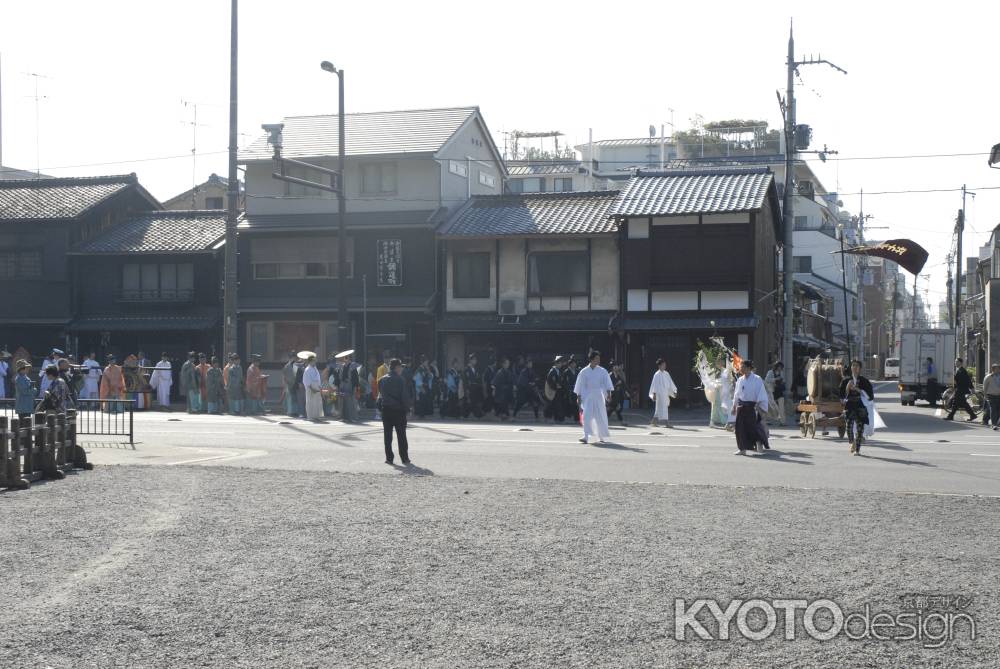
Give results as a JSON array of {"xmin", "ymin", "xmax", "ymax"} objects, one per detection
[
  {"xmin": 623, "ymin": 316, "xmax": 759, "ymax": 331},
  {"xmin": 439, "ymin": 190, "xmax": 619, "ymax": 238},
  {"xmin": 611, "ymin": 168, "xmax": 774, "ymax": 217},
  {"xmin": 240, "ymin": 106, "xmax": 480, "ymax": 160},
  {"xmin": 72, "ymin": 210, "xmax": 226, "ymax": 254},
  {"xmin": 0, "ymin": 174, "xmax": 140, "ymax": 221},
  {"xmin": 506, "ymin": 161, "xmax": 581, "ymax": 176}
]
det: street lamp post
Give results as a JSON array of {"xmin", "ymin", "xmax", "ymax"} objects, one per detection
[{"xmin": 320, "ymin": 61, "xmax": 349, "ymax": 351}]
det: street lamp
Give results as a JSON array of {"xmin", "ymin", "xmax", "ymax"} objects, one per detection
[{"xmin": 320, "ymin": 60, "xmax": 349, "ymax": 352}]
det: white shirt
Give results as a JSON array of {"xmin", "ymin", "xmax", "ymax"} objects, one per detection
[
  {"xmin": 303, "ymin": 364, "xmax": 322, "ymax": 392},
  {"xmin": 83, "ymin": 359, "xmax": 102, "ymax": 379},
  {"xmin": 733, "ymin": 372, "xmax": 769, "ymax": 411},
  {"xmin": 150, "ymin": 360, "xmax": 172, "ymax": 389},
  {"xmin": 573, "ymin": 364, "xmax": 613, "ymax": 402}
]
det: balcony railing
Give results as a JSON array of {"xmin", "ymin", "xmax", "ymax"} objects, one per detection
[{"xmin": 115, "ymin": 289, "xmax": 195, "ymax": 303}]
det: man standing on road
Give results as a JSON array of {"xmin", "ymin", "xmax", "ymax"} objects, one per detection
[
  {"xmin": 14, "ymin": 360, "xmax": 36, "ymax": 422},
  {"xmin": 302, "ymin": 355, "xmax": 324, "ymax": 421},
  {"xmin": 225, "ymin": 354, "xmax": 246, "ymax": 416},
  {"xmin": 82, "ymin": 352, "xmax": 102, "ymax": 400},
  {"xmin": 281, "ymin": 351, "xmax": 299, "ymax": 416},
  {"xmin": 180, "ymin": 352, "xmax": 197, "ymax": 413},
  {"xmin": 574, "ymin": 350, "xmax": 613, "ymax": 444},
  {"xmin": 944, "ymin": 358, "xmax": 978, "ymax": 422},
  {"xmin": 379, "ymin": 358, "xmax": 412, "ymax": 464},
  {"xmin": 544, "ymin": 356, "xmax": 567, "ymax": 423},
  {"xmin": 463, "ymin": 354, "xmax": 484, "ymax": 419},
  {"xmin": 648, "ymin": 358, "xmax": 678, "ymax": 428},
  {"xmin": 982, "ymin": 363, "xmax": 1000, "ymax": 431},
  {"xmin": 730, "ymin": 359, "xmax": 769, "ymax": 455},
  {"xmin": 513, "ymin": 357, "xmax": 541, "ymax": 421},
  {"xmin": 839, "ymin": 359, "xmax": 875, "ymax": 455},
  {"xmin": 150, "ymin": 352, "xmax": 173, "ymax": 410}
]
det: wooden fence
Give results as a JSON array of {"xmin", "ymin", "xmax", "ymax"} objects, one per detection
[{"xmin": 0, "ymin": 410, "xmax": 93, "ymax": 490}]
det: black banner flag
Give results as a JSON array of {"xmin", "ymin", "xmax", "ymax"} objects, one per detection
[{"xmin": 834, "ymin": 238, "xmax": 929, "ymax": 276}]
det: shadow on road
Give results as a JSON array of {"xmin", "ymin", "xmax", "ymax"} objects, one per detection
[
  {"xmin": 756, "ymin": 450, "xmax": 813, "ymax": 465},
  {"xmin": 389, "ymin": 463, "xmax": 434, "ymax": 476},
  {"xmin": 861, "ymin": 454, "xmax": 936, "ymax": 467},
  {"xmin": 589, "ymin": 442, "xmax": 646, "ymax": 453}
]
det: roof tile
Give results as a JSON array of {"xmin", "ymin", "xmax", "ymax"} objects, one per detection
[
  {"xmin": 0, "ymin": 175, "xmax": 137, "ymax": 221},
  {"xmin": 439, "ymin": 191, "xmax": 620, "ymax": 238},
  {"xmin": 73, "ymin": 210, "xmax": 226, "ymax": 254},
  {"xmin": 611, "ymin": 168, "xmax": 775, "ymax": 217},
  {"xmin": 240, "ymin": 106, "xmax": 478, "ymax": 161}
]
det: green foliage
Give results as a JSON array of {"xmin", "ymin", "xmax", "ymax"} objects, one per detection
[
  {"xmin": 523, "ymin": 146, "xmax": 576, "ymax": 161},
  {"xmin": 692, "ymin": 339, "xmax": 727, "ymax": 373},
  {"xmin": 703, "ymin": 119, "xmax": 770, "ymax": 132}
]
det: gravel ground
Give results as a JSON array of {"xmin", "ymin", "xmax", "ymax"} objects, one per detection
[{"xmin": 1, "ymin": 465, "xmax": 997, "ymax": 668}]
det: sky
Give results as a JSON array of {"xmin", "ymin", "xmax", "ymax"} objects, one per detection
[{"xmin": 2, "ymin": 0, "xmax": 999, "ymax": 315}]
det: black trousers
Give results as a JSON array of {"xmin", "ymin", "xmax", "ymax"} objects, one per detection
[
  {"xmin": 382, "ymin": 408, "xmax": 409, "ymax": 462},
  {"xmin": 947, "ymin": 392, "xmax": 976, "ymax": 419},
  {"xmin": 513, "ymin": 387, "xmax": 540, "ymax": 418}
]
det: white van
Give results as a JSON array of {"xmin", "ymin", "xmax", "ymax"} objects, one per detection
[{"xmin": 884, "ymin": 357, "xmax": 900, "ymax": 380}]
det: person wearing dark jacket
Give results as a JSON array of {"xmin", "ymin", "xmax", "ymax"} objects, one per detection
[
  {"xmin": 379, "ymin": 359, "xmax": 413, "ymax": 464},
  {"xmin": 544, "ymin": 356, "xmax": 567, "ymax": 423},
  {"xmin": 838, "ymin": 360, "xmax": 875, "ymax": 454},
  {"xmin": 513, "ymin": 357, "xmax": 541, "ymax": 420},
  {"xmin": 945, "ymin": 358, "xmax": 978, "ymax": 421},
  {"xmin": 462, "ymin": 354, "xmax": 484, "ymax": 419},
  {"xmin": 491, "ymin": 358, "xmax": 514, "ymax": 420}
]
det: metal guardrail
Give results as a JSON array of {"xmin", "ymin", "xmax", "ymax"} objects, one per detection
[{"xmin": 0, "ymin": 398, "xmax": 134, "ymax": 444}]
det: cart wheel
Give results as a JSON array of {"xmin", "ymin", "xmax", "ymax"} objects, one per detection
[
  {"xmin": 799, "ymin": 413, "xmax": 809, "ymax": 437},
  {"xmin": 807, "ymin": 414, "xmax": 817, "ymax": 438},
  {"xmin": 837, "ymin": 424, "xmax": 846, "ymax": 439}
]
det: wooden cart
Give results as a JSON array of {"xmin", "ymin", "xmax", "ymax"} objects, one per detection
[{"xmin": 797, "ymin": 400, "xmax": 846, "ymax": 439}]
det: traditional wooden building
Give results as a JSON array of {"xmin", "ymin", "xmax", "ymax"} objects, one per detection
[
  {"xmin": 237, "ymin": 106, "xmax": 506, "ymax": 367},
  {"xmin": 610, "ymin": 167, "xmax": 781, "ymax": 405},
  {"xmin": 0, "ymin": 174, "xmax": 159, "ymax": 357},
  {"xmin": 66, "ymin": 210, "xmax": 226, "ymax": 361},
  {"xmin": 436, "ymin": 190, "xmax": 620, "ymax": 368}
]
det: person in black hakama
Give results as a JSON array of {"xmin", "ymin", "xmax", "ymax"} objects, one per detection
[{"xmin": 730, "ymin": 359, "xmax": 770, "ymax": 455}]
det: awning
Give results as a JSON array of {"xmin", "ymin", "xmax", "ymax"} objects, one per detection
[
  {"xmin": 795, "ymin": 281, "xmax": 826, "ymax": 301},
  {"xmin": 67, "ymin": 313, "xmax": 219, "ymax": 333},
  {"xmin": 793, "ymin": 334, "xmax": 827, "ymax": 350},
  {"xmin": 623, "ymin": 316, "xmax": 758, "ymax": 331}
]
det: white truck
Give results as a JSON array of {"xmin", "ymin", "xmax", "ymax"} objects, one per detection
[{"xmin": 898, "ymin": 328, "xmax": 956, "ymax": 406}]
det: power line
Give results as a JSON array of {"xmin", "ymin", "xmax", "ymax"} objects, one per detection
[{"xmin": 0, "ymin": 150, "xmax": 227, "ymax": 174}]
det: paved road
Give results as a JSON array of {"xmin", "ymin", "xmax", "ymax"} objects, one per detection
[{"xmin": 86, "ymin": 382, "xmax": 1000, "ymax": 496}]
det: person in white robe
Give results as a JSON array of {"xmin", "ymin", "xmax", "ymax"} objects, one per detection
[
  {"xmin": 303, "ymin": 355, "xmax": 325, "ymax": 421},
  {"xmin": 573, "ymin": 351, "xmax": 614, "ymax": 444},
  {"xmin": 38, "ymin": 349, "xmax": 62, "ymax": 398},
  {"xmin": 81, "ymin": 352, "xmax": 102, "ymax": 399},
  {"xmin": 648, "ymin": 358, "xmax": 678, "ymax": 427},
  {"xmin": 149, "ymin": 353, "xmax": 173, "ymax": 409},
  {"xmin": 729, "ymin": 360, "xmax": 770, "ymax": 454}
]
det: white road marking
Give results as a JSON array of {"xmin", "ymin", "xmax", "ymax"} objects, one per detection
[
  {"xmin": 167, "ymin": 449, "xmax": 264, "ymax": 465},
  {"xmin": 969, "ymin": 453, "xmax": 1000, "ymax": 457}
]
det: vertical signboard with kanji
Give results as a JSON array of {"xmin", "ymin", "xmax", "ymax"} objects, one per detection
[{"xmin": 377, "ymin": 239, "xmax": 402, "ymax": 287}]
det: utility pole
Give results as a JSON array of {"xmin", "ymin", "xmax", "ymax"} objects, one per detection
[
  {"xmin": 778, "ymin": 21, "xmax": 846, "ymax": 374},
  {"xmin": 890, "ymin": 273, "xmax": 899, "ymax": 356},
  {"xmin": 838, "ymin": 225, "xmax": 852, "ymax": 361},
  {"xmin": 223, "ymin": 0, "xmax": 239, "ymax": 360},
  {"xmin": 946, "ymin": 253, "xmax": 954, "ymax": 329},
  {"xmin": 954, "ymin": 198, "xmax": 965, "ymax": 330},
  {"xmin": 912, "ymin": 273, "xmax": 918, "ymax": 327}
]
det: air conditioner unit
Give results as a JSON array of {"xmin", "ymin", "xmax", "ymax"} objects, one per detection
[{"xmin": 499, "ymin": 298, "xmax": 526, "ymax": 317}]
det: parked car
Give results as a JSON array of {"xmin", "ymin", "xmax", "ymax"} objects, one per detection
[{"xmin": 884, "ymin": 357, "xmax": 900, "ymax": 380}]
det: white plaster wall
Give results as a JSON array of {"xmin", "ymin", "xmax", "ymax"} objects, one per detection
[{"xmin": 590, "ymin": 237, "xmax": 619, "ymax": 310}]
